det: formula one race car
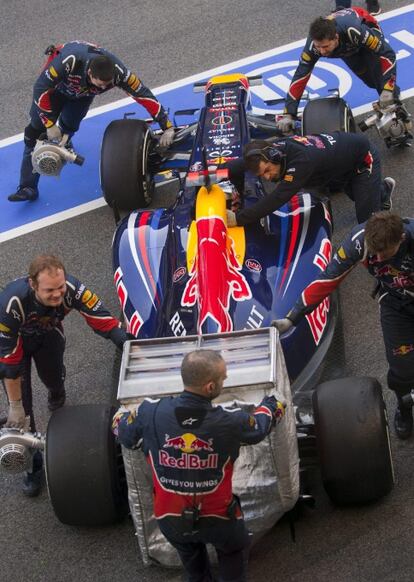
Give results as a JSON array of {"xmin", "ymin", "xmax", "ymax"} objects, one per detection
[
  {"xmin": 0, "ymin": 74, "xmax": 393, "ymax": 571},
  {"xmin": 100, "ymin": 74, "xmax": 356, "ymax": 399}
]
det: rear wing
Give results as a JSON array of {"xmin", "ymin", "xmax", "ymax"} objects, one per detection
[{"xmin": 117, "ymin": 327, "xmax": 280, "ymax": 402}]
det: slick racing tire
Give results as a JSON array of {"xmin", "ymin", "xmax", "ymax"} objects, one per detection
[
  {"xmin": 101, "ymin": 119, "xmax": 154, "ymax": 211},
  {"xmin": 302, "ymin": 96, "xmax": 356, "ymax": 135},
  {"xmin": 312, "ymin": 376, "xmax": 394, "ymax": 505},
  {"xmin": 46, "ymin": 404, "xmax": 128, "ymax": 526}
]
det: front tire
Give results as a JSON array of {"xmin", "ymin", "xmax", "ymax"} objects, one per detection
[
  {"xmin": 101, "ymin": 119, "xmax": 154, "ymax": 211},
  {"xmin": 46, "ymin": 404, "xmax": 128, "ymax": 526},
  {"xmin": 312, "ymin": 376, "xmax": 394, "ymax": 505},
  {"xmin": 302, "ymin": 96, "xmax": 355, "ymax": 134}
]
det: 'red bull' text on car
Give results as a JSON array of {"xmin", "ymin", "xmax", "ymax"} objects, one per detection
[{"xmin": 8, "ymin": 74, "xmax": 393, "ymax": 570}]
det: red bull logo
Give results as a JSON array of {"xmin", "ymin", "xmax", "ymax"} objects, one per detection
[
  {"xmin": 392, "ymin": 344, "xmax": 414, "ymax": 357},
  {"xmin": 182, "ymin": 216, "xmax": 252, "ymax": 332},
  {"xmin": 374, "ymin": 264, "xmax": 400, "ymax": 277},
  {"xmin": 161, "ymin": 433, "xmax": 218, "ymax": 470}
]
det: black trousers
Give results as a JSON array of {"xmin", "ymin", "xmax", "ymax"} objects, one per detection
[
  {"xmin": 343, "ymin": 50, "xmax": 400, "ymax": 100},
  {"xmin": 158, "ymin": 516, "xmax": 250, "ymax": 582},
  {"xmin": 379, "ymin": 295, "xmax": 414, "ymax": 397},
  {"xmin": 21, "ymin": 328, "xmax": 66, "ymax": 431},
  {"xmin": 343, "ymin": 144, "xmax": 383, "ymax": 224}
]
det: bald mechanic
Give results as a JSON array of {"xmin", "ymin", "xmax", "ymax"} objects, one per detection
[{"xmin": 113, "ymin": 349, "xmax": 285, "ymax": 582}]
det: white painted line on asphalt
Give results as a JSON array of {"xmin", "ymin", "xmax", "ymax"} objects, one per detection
[{"xmin": 0, "ymin": 198, "xmax": 108, "ymax": 243}]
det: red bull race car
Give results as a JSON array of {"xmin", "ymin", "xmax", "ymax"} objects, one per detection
[
  {"xmin": 100, "ymin": 73, "xmax": 352, "ymax": 400},
  {"xmin": 0, "ymin": 73, "xmax": 392, "ymax": 572}
]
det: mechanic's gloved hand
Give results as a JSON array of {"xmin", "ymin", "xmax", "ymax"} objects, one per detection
[
  {"xmin": 379, "ymin": 89, "xmax": 394, "ymax": 108},
  {"xmin": 159, "ymin": 127, "xmax": 175, "ymax": 148},
  {"xmin": 59, "ymin": 133, "xmax": 70, "ymax": 147},
  {"xmin": 226, "ymin": 209, "xmax": 238, "ymax": 227},
  {"xmin": 46, "ymin": 124, "xmax": 63, "ymax": 142},
  {"xmin": 271, "ymin": 318, "xmax": 294, "ymax": 334},
  {"xmin": 112, "ymin": 404, "xmax": 139, "ymax": 436},
  {"xmin": 109, "ymin": 326, "xmax": 128, "ymax": 349},
  {"xmin": 262, "ymin": 395, "xmax": 286, "ymax": 425},
  {"xmin": 5, "ymin": 400, "xmax": 26, "ymax": 429},
  {"xmin": 275, "ymin": 114, "xmax": 295, "ymax": 134}
]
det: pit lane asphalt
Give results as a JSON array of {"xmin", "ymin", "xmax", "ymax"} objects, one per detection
[{"xmin": 1, "ymin": 2, "xmax": 414, "ymax": 581}]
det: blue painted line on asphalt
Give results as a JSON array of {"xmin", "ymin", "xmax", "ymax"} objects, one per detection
[{"xmin": 1, "ymin": 5, "xmax": 414, "ymax": 240}]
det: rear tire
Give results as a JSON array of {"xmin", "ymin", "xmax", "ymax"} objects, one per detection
[
  {"xmin": 302, "ymin": 96, "xmax": 355, "ymax": 134},
  {"xmin": 46, "ymin": 404, "xmax": 128, "ymax": 526},
  {"xmin": 101, "ymin": 119, "xmax": 154, "ymax": 211},
  {"xmin": 312, "ymin": 376, "xmax": 394, "ymax": 505}
]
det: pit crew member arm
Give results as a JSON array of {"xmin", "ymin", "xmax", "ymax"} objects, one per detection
[
  {"xmin": 66, "ymin": 275, "xmax": 127, "ymax": 346},
  {"xmin": 287, "ymin": 225, "xmax": 366, "ymax": 325},
  {"xmin": 112, "ymin": 401, "xmax": 148, "ymax": 449},
  {"xmin": 284, "ymin": 37, "xmax": 319, "ymax": 117},
  {"xmin": 235, "ymin": 395, "xmax": 284, "ymax": 444},
  {"xmin": 112, "ymin": 56, "xmax": 172, "ymax": 131},
  {"xmin": 0, "ymin": 296, "xmax": 25, "ymax": 382}
]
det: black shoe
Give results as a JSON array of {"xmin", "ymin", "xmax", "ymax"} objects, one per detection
[
  {"xmin": 367, "ymin": 1, "xmax": 381, "ymax": 15},
  {"xmin": 48, "ymin": 388, "xmax": 66, "ymax": 412},
  {"xmin": 381, "ymin": 177, "xmax": 395, "ymax": 211},
  {"xmin": 394, "ymin": 405, "xmax": 413, "ymax": 440},
  {"xmin": 22, "ymin": 469, "xmax": 43, "ymax": 497},
  {"xmin": 8, "ymin": 186, "xmax": 39, "ymax": 202}
]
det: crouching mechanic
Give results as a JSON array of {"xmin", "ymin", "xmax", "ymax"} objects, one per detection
[
  {"xmin": 272, "ymin": 212, "xmax": 414, "ymax": 440},
  {"xmin": 276, "ymin": 7, "xmax": 399, "ymax": 133},
  {"xmin": 226, "ymin": 133, "xmax": 394, "ymax": 227},
  {"xmin": 0, "ymin": 255, "xmax": 128, "ymax": 496},
  {"xmin": 113, "ymin": 349, "xmax": 285, "ymax": 582},
  {"xmin": 8, "ymin": 40, "xmax": 175, "ymax": 202}
]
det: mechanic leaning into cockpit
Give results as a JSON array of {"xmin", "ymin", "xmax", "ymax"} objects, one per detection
[
  {"xmin": 8, "ymin": 40, "xmax": 175, "ymax": 203},
  {"xmin": 0, "ymin": 255, "xmax": 127, "ymax": 496},
  {"xmin": 275, "ymin": 7, "xmax": 399, "ymax": 134},
  {"xmin": 113, "ymin": 349, "xmax": 285, "ymax": 582},
  {"xmin": 272, "ymin": 211, "xmax": 414, "ymax": 441},
  {"xmin": 226, "ymin": 132, "xmax": 395, "ymax": 227}
]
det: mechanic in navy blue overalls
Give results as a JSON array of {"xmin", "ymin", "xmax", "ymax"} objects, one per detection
[
  {"xmin": 8, "ymin": 40, "xmax": 175, "ymax": 202},
  {"xmin": 0, "ymin": 254, "xmax": 128, "ymax": 496},
  {"xmin": 226, "ymin": 133, "xmax": 394, "ymax": 227},
  {"xmin": 113, "ymin": 349, "xmax": 285, "ymax": 582},
  {"xmin": 275, "ymin": 7, "xmax": 397, "ymax": 134},
  {"xmin": 272, "ymin": 211, "xmax": 414, "ymax": 440}
]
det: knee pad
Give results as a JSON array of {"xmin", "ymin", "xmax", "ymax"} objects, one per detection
[{"xmin": 24, "ymin": 124, "xmax": 44, "ymax": 148}]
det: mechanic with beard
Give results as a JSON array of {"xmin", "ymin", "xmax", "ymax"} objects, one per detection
[
  {"xmin": 113, "ymin": 349, "xmax": 285, "ymax": 582},
  {"xmin": 226, "ymin": 133, "xmax": 394, "ymax": 227},
  {"xmin": 276, "ymin": 8, "xmax": 398, "ymax": 133},
  {"xmin": 0, "ymin": 255, "xmax": 127, "ymax": 496},
  {"xmin": 272, "ymin": 211, "xmax": 414, "ymax": 440},
  {"xmin": 8, "ymin": 40, "xmax": 175, "ymax": 202}
]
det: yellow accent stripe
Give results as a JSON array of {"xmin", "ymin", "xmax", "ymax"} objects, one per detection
[
  {"xmin": 186, "ymin": 184, "xmax": 246, "ymax": 271},
  {"xmin": 208, "ymin": 73, "xmax": 248, "ymax": 85}
]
